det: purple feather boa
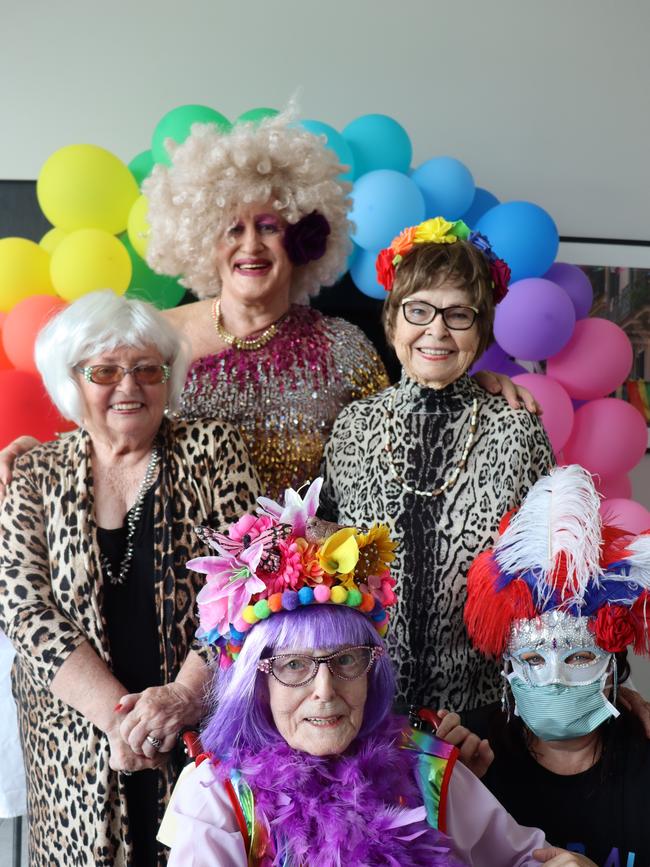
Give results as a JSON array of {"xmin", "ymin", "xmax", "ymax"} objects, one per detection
[{"xmin": 216, "ymin": 716, "xmax": 465, "ymax": 867}]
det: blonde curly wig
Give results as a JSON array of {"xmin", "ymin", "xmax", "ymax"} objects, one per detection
[{"xmin": 144, "ymin": 111, "xmax": 352, "ymax": 301}]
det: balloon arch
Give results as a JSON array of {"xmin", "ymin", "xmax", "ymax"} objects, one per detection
[{"xmin": 0, "ymin": 104, "xmax": 647, "ymax": 528}]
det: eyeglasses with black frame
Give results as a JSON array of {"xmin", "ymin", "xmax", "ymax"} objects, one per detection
[
  {"xmin": 401, "ymin": 300, "xmax": 479, "ymax": 331},
  {"xmin": 257, "ymin": 645, "xmax": 384, "ymax": 688},
  {"xmin": 75, "ymin": 364, "xmax": 171, "ymax": 386}
]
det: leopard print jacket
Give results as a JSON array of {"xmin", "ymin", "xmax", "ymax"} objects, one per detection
[
  {"xmin": 0, "ymin": 418, "xmax": 260, "ymax": 867},
  {"xmin": 321, "ymin": 373, "xmax": 555, "ymax": 712}
]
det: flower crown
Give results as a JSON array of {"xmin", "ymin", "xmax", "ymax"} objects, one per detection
[
  {"xmin": 464, "ymin": 465, "xmax": 650, "ymax": 658},
  {"xmin": 375, "ymin": 216, "xmax": 511, "ymax": 303},
  {"xmin": 188, "ymin": 479, "xmax": 397, "ymax": 667}
]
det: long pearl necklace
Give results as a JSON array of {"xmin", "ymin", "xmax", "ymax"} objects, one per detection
[
  {"xmin": 384, "ymin": 391, "xmax": 479, "ymax": 498},
  {"xmin": 211, "ymin": 298, "xmax": 282, "ymax": 351},
  {"xmin": 100, "ymin": 448, "xmax": 160, "ymax": 585}
]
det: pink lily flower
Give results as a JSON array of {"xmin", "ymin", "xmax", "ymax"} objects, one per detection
[{"xmin": 257, "ymin": 477, "xmax": 323, "ymax": 537}]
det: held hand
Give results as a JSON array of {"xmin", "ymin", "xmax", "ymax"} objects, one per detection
[
  {"xmin": 533, "ymin": 847, "xmax": 598, "ymax": 866},
  {"xmin": 106, "ymin": 722, "xmax": 167, "ymax": 773},
  {"xmin": 118, "ymin": 682, "xmax": 204, "ymax": 758},
  {"xmin": 435, "ymin": 709, "xmax": 494, "ymax": 779},
  {"xmin": 473, "ymin": 370, "xmax": 541, "ymax": 415},
  {"xmin": 0, "ymin": 436, "xmax": 41, "ymax": 501},
  {"xmin": 618, "ymin": 686, "xmax": 650, "ymax": 737}
]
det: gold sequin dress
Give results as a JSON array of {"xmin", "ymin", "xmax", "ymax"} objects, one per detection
[{"xmin": 179, "ymin": 306, "xmax": 389, "ymax": 497}]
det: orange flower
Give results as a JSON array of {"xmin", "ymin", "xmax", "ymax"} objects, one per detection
[
  {"xmin": 390, "ymin": 226, "xmax": 417, "ymax": 258},
  {"xmin": 295, "ymin": 538, "xmax": 331, "ymax": 586}
]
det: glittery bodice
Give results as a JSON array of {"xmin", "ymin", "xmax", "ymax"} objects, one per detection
[{"xmin": 180, "ymin": 306, "xmax": 389, "ymax": 498}]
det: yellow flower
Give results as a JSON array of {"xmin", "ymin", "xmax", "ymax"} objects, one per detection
[
  {"xmin": 318, "ymin": 528, "xmax": 360, "ymax": 576},
  {"xmin": 413, "ymin": 217, "xmax": 457, "ymax": 245},
  {"xmin": 355, "ymin": 524, "xmax": 397, "ymax": 580}
]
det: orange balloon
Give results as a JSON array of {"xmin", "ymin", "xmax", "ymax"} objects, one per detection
[
  {"xmin": 0, "ymin": 370, "xmax": 75, "ymax": 449},
  {"xmin": 2, "ymin": 295, "xmax": 67, "ymax": 373},
  {"xmin": 0, "ymin": 313, "xmax": 13, "ymax": 370}
]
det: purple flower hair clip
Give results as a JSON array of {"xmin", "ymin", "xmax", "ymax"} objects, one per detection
[{"xmin": 283, "ymin": 211, "xmax": 331, "ymax": 266}]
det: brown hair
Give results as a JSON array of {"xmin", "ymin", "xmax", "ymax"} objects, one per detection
[{"xmin": 382, "ymin": 241, "xmax": 496, "ymax": 361}]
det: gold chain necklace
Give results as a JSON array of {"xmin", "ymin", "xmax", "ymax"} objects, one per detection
[
  {"xmin": 384, "ymin": 391, "xmax": 479, "ymax": 498},
  {"xmin": 211, "ymin": 298, "xmax": 282, "ymax": 351}
]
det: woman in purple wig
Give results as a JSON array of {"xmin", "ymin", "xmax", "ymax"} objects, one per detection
[{"xmin": 165, "ymin": 479, "xmax": 595, "ymax": 867}]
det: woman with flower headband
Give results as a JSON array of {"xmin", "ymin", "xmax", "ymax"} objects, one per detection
[
  {"xmin": 461, "ymin": 464, "xmax": 650, "ymax": 865},
  {"xmin": 0, "ymin": 114, "xmax": 534, "ymax": 501},
  {"xmin": 164, "ymin": 478, "xmax": 594, "ymax": 867},
  {"xmin": 320, "ymin": 217, "xmax": 555, "ymax": 714}
]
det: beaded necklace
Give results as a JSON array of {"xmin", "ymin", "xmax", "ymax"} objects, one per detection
[
  {"xmin": 384, "ymin": 390, "xmax": 479, "ymax": 498},
  {"xmin": 100, "ymin": 448, "xmax": 160, "ymax": 585},
  {"xmin": 211, "ymin": 298, "xmax": 284, "ymax": 351}
]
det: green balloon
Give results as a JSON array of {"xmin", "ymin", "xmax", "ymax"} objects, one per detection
[
  {"xmin": 236, "ymin": 107, "xmax": 279, "ymax": 125},
  {"xmin": 152, "ymin": 104, "xmax": 231, "ymax": 165},
  {"xmin": 121, "ymin": 236, "xmax": 186, "ymax": 309},
  {"xmin": 128, "ymin": 150, "xmax": 155, "ymax": 187}
]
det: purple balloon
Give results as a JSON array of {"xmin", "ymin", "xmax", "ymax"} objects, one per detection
[
  {"xmin": 470, "ymin": 342, "xmax": 525, "ymax": 377},
  {"xmin": 543, "ymin": 263, "xmax": 593, "ymax": 319},
  {"xmin": 494, "ymin": 278, "xmax": 576, "ymax": 361}
]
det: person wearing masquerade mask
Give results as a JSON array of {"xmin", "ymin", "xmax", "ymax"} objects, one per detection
[
  {"xmin": 462, "ymin": 464, "xmax": 650, "ymax": 866},
  {"xmin": 321, "ymin": 218, "xmax": 554, "ymax": 713},
  {"xmin": 0, "ymin": 116, "xmax": 536, "ymax": 502},
  {"xmin": 162, "ymin": 479, "xmax": 594, "ymax": 867}
]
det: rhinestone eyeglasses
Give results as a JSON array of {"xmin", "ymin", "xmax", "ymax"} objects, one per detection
[
  {"xmin": 76, "ymin": 364, "xmax": 171, "ymax": 385},
  {"xmin": 257, "ymin": 645, "xmax": 384, "ymax": 688},
  {"xmin": 401, "ymin": 301, "xmax": 479, "ymax": 330}
]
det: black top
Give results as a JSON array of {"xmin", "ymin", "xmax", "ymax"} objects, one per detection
[
  {"xmin": 97, "ymin": 481, "xmax": 161, "ymax": 692},
  {"xmin": 465, "ymin": 703, "xmax": 650, "ymax": 866}
]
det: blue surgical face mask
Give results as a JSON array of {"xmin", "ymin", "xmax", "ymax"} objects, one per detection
[{"xmin": 506, "ymin": 668, "xmax": 619, "ymax": 741}]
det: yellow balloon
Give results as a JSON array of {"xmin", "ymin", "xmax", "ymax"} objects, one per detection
[
  {"xmin": 50, "ymin": 229, "xmax": 132, "ymax": 301},
  {"xmin": 39, "ymin": 227, "xmax": 68, "ymax": 255},
  {"xmin": 37, "ymin": 144, "xmax": 139, "ymax": 234},
  {"xmin": 0, "ymin": 238, "xmax": 56, "ymax": 312},
  {"xmin": 127, "ymin": 195, "xmax": 151, "ymax": 259}
]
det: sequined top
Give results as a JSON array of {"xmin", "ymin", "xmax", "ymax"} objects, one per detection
[{"xmin": 180, "ymin": 306, "xmax": 389, "ymax": 498}]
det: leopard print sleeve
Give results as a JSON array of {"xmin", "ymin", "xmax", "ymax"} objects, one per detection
[{"xmin": 0, "ymin": 453, "xmax": 85, "ymax": 685}]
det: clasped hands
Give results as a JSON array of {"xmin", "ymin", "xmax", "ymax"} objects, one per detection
[{"xmin": 107, "ymin": 682, "xmax": 203, "ymax": 774}]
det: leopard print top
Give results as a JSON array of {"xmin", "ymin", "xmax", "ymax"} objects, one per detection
[
  {"xmin": 321, "ymin": 373, "xmax": 555, "ymax": 712},
  {"xmin": 0, "ymin": 418, "xmax": 260, "ymax": 867}
]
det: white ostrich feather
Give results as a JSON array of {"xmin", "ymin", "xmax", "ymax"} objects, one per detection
[
  {"xmin": 618, "ymin": 532, "xmax": 650, "ymax": 591},
  {"xmin": 494, "ymin": 465, "xmax": 603, "ymax": 606}
]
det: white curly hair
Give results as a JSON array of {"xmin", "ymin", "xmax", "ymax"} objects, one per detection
[{"xmin": 144, "ymin": 110, "xmax": 352, "ymax": 301}]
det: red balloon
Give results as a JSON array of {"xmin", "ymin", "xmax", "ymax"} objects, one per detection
[
  {"xmin": 0, "ymin": 370, "xmax": 75, "ymax": 449},
  {"xmin": 0, "ymin": 313, "xmax": 13, "ymax": 370},
  {"xmin": 563, "ymin": 398, "xmax": 647, "ymax": 478},
  {"xmin": 600, "ymin": 498, "xmax": 650, "ymax": 534},
  {"xmin": 2, "ymin": 294, "xmax": 67, "ymax": 373}
]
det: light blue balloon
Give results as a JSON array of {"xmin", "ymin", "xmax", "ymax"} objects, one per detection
[
  {"xmin": 475, "ymin": 201, "xmax": 559, "ymax": 283},
  {"xmin": 300, "ymin": 119, "xmax": 355, "ymax": 182},
  {"xmin": 342, "ymin": 114, "xmax": 412, "ymax": 177},
  {"xmin": 350, "ymin": 170, "xmax": 425, "ymax": 251},
  {"xmin": 350, "ymin": 247, "xmax": 386, "ymax": 300},
  {"xmin": 411, "ymin": 157, "xmax": 475, "ymax": 221},
  {"xmin": 461, "ymin": 187, "xmax": 500, "ymax": 228}
]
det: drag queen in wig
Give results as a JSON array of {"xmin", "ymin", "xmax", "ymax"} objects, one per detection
[{"xmin": 165, "ymin": 479, "xmax": 594, "ymax": 866}]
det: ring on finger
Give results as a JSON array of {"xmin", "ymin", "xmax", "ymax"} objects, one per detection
[{"xmin": 146, "ymin": 734, "xmax": 162, "ymax": 750}]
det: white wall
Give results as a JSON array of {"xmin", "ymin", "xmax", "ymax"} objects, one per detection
[{"xmin": 3, "ymin": 0, "xmax": 650, "ymax": 244}]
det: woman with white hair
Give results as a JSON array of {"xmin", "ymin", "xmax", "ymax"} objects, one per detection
[{"xmin": 0, "ymin": 291, "xmax": 260, "ymax": 867}]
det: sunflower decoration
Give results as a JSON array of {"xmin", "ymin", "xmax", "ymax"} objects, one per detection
[{"xmin": 354, "ymin": 524, "xmax": 397, "ymax": 581}]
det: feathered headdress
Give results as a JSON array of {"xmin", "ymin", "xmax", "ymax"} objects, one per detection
[
  {"xmin": 188, "ymin": 478, "xmax": 397, "ymax": 667},
  {"xmin": 464, "ymin": 465, "xmax": 650, "ymax": 658}
]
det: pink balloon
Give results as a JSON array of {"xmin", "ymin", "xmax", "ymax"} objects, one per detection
[
  {"xmin": 546, "ymin": 318, "xmax": 633, "ymax": 400},
  {"xmin": 563, "ymin": 398, "xmax": 647, "ymax": 478},
  {"xmin": 512, "ymin": 373, "xmax": 574, "ymax": 453},
  {"xmin": 600, "ymin": 498, "xmax": 650, "ymax": 534},
  {"xmin": 595, "ymin": 474, "xmax": 633, "ymax": 500}
]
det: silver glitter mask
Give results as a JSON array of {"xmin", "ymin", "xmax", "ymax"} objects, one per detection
[{"xmin": 508, "ymin": 610, "xmax": 593, "ymax": 654}]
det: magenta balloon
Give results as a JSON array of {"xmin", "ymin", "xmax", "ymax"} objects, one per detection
[
  {"xmin": 493, "ymin": 278, "xmax": 576, "ymax": 361},
  {"xmin": 512, "ymin": 373, "xmax": 574, "ymax": 453},
  {"xmin": 546, "ymin": 318, "xmax": 633, "ymax": 400},
  {"xmin": 543, "ymin": 263, "xmax": 593, "ymax": 319},
  {"xmin": 595, "ymin": 474, "xmax": 633, "ymax": 500},
  {"xmin": 599, "ymin": 498, "xmax": 650, "ymax": 534},
  {"xmin": 563, "ymin": 398, "xmax": 647, "ymax": 477}
]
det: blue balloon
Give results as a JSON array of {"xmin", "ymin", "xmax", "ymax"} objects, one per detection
[
  {"xmin": 411, "ymin": 157, "xmax": 475, "ymax": 221},
  {"xmin": 342, "ymin": 114, "xmax": 412, "ymax": 177},
  {"xmin": 300, "ymin": 119, "xmax": 355, "ymax": 182},
  {"xmin": 350, "ymin": 247, "xmax": 386, "ymax": 300},
  {"xmin": 350, "ymin": 170, "xmax": 425, "ymax": 251},
  {"xmin": 461, "ymin": 187, "xmax": 500, "ymax": 228},
  {"xmin": 475, "ymin": 201, "xmax": 559, "ymax": 283}
]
